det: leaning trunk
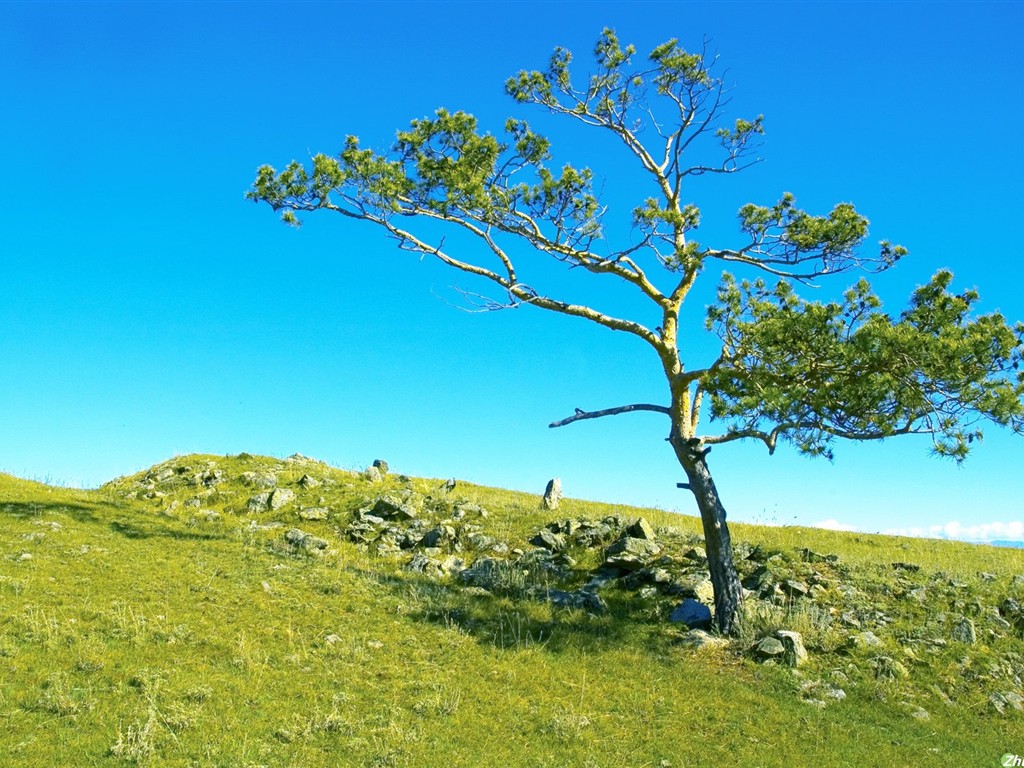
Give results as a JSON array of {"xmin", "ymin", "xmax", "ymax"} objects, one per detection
[{"xmin": 675, "ymin": 443, "xmax": 743, "ymax": 635}]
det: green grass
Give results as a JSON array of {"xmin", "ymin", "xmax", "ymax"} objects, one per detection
[{"xmin": 1, "ymin": 453, "xmax": 1022, "ymax": 767}]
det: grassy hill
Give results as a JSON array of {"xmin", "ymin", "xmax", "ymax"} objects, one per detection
[{"xmin": 1, "ymin": 453, "xmax": 1022, "ymax": 767}]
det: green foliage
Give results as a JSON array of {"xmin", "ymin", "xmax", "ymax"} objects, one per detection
[{"xmin": 705, "ymin": 271, "xmax": 1024, "ymax": 459}]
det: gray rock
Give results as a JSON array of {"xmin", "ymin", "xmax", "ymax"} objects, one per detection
[
  {"xmin": 269, "ymin": 488, "xmax": 295, "ymax": 511},
  {"xmin": 605, "ymin": 536, "xmax": 662, "ymax": 568},
  {"xmin": 298, "ymin": 474, "xmax": 320, "ymax": 489},
  {"xmin": 678, "ymin": 629, "xmax": 730, "ymax": 650},
  {"xmin": 247, "ymin": 491, "xmax": 272, "ymax": 513},
  {"xmin": 202, "ymin": 469, "xmax": 224, "ymax": 487},
  {"xmin": 848, "ymin": 631, "xmax": 883, "ymax": 649},
  {"xmin": 299, "ymin": 507, "xmax": 329, "ymax": 521},
  {"xmin": 364, "ymin": 466, "xmax": 383, "ymax": 483},
  {"xmin": 683, "ymin": 547, "xmax": 707, "ymax": 562},
  {"xmin": 752, "ymin": 636, "xmax": 786, "ymax": 661},
  {"xmin": 371, "ymin": 496, "xmax": 417, "ymax": 521},
  {"xmin": 951, "ymin": 617, "xmax": 977, "ymax": 645},
  {"xmin": 781, "ymin": 579, "xmax": 809, "ymax": 598},
  {"xmin": 742, "ymin": 565, "xmax": 773, "ymax": 592},
  {"xmin": 547, "ymin": 589, "xmax": 607, "ymax": 614},
  {"xmin": 775, "ymin": 630, "xmax": 808, "ymax": 667},
  {"xmin": 372, "ymin": 459, "xmax": 389, "ymax": 475},
  {"xmin": 285, "ymin": 528, "xmax": 328, "ymax": 553},
  {"xmin": 871, "ymin": 656, "xmax": 909, "ymax": 679},
  {"xmin": 669, "ymin": 598, "xmax": 712, "ymax": 629},
  {"xmin": 542, "ymin": 478, "xmax": 562, "ymax": 510},
  {"xmin": 240, "ymin": 471, "xmax": 277, "ymax": 488},
  {"xmin": 626, "ymin": 517, "xmax": 656, "ymax": 540},
  {"xmin": 530, "ymin": 529, "xmax": 567, "ymax": 552}
]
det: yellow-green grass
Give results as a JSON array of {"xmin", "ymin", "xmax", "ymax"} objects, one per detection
[{"xmin": 1, "ymin": 455, "xmax": 1022, "ymax": 767}]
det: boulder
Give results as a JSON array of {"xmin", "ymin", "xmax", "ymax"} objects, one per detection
[
  {"xmin": 298, "ymin": 507, "xmax": 329, "ymax": 521},
  {"xmin": 240, "ymin": 471, "xmax": 277, "ymax": 488},
  {"xmin": 530, "ymin": 529, "xmax": 567, "ymax": 552},
  {"xmin": 669, "ymin": 598, "xmax": 712, "ymax": 629},
  {"xmin": 298, "ymin": 474, "xmax": 320, "ymax": 489},
  {"xmin": 247, "ymin": 491, "xmax": 272, "ymax": 513},
  {"xmin": 371, "ymin": 496, "xmax": 417, "ymax": 521},
  {"xmin": 268, "ymin": 488, "xmax": 295, "ymax": 511},
  {"xmin": 364, "ymin": 466, "xmax": 383, "ymax": 483},
  {"xmin": 950, "ymin": 617, "xmax": 977, "ymax": 645},
  {"xmin": 542, "ymin": 478, "xmax": 562, "ymax": 510},
  {"xmin": 604, "ymin": 536, "xmax": 662, "ymax": 570},
  {"xmin": 284, "ymin": 528, "xmax": 328, "ymax": 553},
  {"xmin": 626, "ymin": 517, "xmax": 656, "ymax": 540},
  {"xmin": 372, "ymin": 459, "xmax": 389, "ymax": 475},
  {"xmin": 775, "ymin": 630, "xmax": 808, "ymax": 667},
  {"xmin": 547, "ymin": 589, "xmax": 607, "ymax": 614},
  {"xmin": 848, "ymin": 631, "xmax": 883, "ymax": 649}
]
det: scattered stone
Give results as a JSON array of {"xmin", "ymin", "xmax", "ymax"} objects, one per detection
[
  {"xmin": 752, "ymin": 636, "xmax": 786, "ymax": 662},
  {"xmin": 910, "ymin": 707, "xmax": 930, "ymax": 721},
  {"xmin": 240, "ymin": 472, "xmax": 277, "ymax": 488},
  {"xmin": 683, "ymin": 547, "xmax": 707, "ymax": 562},
  {"xmin": 247, "ymin": 491, "xmax": 272, "ymax": 513},
  {"xmin": 372, "ymin": 459, "xmax": 389, "ymax": 475},
  {"xmin": 776, "ymin": 631, "xmax": 808, "ymax": 668},
  {"xmin": 269, "ymin": 488, "xmax": 295, "ymax": 511},
  {"xmin": 678, "ymin": 629, "xmax": 729, "ymax": 650},
  {"xmin": 542, "ymin": 478, "xmax": 562, "ymax": 511},
  {"xmin": 284, "ymin": 528, "xmax": 329, "ymax": 553},
  {"xmin": 871, "ymin": 656, "xmax": 909, "ymax": 679},
  {"xmin": 201, "ymin": 469, "xmax": 224, "ymax": 487},
  {"xmin": 364, "ymin": 466, "xmax": 383, "ymax": 483},
  {"xmin": 781, "ymin": 579, "xmax": 809, "ymax": 599},
  {"xmin": 848, "ymin": 631, "xmax": 883, "ymax": 649},
  {"xmin": 626, "ymin": 517, "xmax": 656, "ymax": 540},
  {"xmin": 892, "ymin": 561, "xmax": 921, "ymax": 573},
  {"xmin": 988, "ymin": 691, "xmax": 1024, "ymax": 715},
  {"xmin": 604, "ymin": 536, "xmax": 662, "ymax": 570},
  {"xmin": 950, "ymin": 617, "xmax": 977, "ymax": 645},
  {"xmin": 371, "ymin": 496, "xmax": 417, "ymax": 521},
  {"xmin": 742, "ymin": 565, "xmax": 773, "ymax": 592},
  {"xmin": 18, "ymin": 553, "xmax": 32, "ymax": 561},
  {"xmin": 299, "ymin": 507, "xmax": 329, "ymax": 521},
  {"xmin": 669, "ymin": 599, "xmax": 712, "ymax": 630},
  {"xmin": 325, "ymin": 634, "xmax": 342, "ymax": 645},
  {"xmin": 546, "ymin": 589, "xmax": 607, "ymax": 614},
  {"xmin": 195, "ymin": 509, "xmax": 221, "ymax": 522},
  {"xmin": 530, "ymin": 529, "xmax": 567, "ymax": 552},
  {"xmin": 298, "ymin": 474, "xmax": 320, "ymax": 489}
]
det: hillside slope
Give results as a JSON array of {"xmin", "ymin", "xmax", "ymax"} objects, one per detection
[{"xmin": 1, "ymin": 453, "xmax": 1022, "ymax": 767}]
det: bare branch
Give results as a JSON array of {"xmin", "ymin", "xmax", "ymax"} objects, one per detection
[{"xmin": 549, "ymin": 403, "xmax": 671, "ymax": 428}]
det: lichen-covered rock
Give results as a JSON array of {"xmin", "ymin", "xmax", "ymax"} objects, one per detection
[{"xmin": 268, "ymin": 488, "xmax": 295, "ymax": 511}]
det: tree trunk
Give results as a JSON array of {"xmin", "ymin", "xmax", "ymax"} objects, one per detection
[{"xmin": 675, "ymin": 442, "xmax": 743, "ymax": 635}]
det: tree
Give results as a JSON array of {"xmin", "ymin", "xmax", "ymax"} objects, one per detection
[{"xmin": 248, "ymin": 29, "xmax": 1024, "ymax": 634}]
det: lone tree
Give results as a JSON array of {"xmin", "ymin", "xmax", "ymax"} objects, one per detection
[{"xmin": 249, "ymin": 29, "xmax": 1024, "ymax": 634}]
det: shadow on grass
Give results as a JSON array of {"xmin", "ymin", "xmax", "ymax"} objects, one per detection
[
  {"xmin": 108, "ymin": 519, "xmax": 227, "ymax": 542},
  {"xmin": 353, "ymin": 566, "xmax": 675, "ymax": 656},
  {"xmin": 0, "ymin": 500, "xmax": 104, "ymax": 524}
]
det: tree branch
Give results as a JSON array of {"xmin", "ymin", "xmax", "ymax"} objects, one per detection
[{"xmin": 549, "ymin": 403, "xmax": 671, "ymax": 428}]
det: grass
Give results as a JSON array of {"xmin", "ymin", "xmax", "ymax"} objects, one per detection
[{"xmin": 0, "ymin": 453, "xmax": 1021, "ymax": 766}]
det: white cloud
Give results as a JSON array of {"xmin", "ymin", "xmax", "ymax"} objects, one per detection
[
  {"xmin": 883, "ymin": 519, "xmax": 1024, "ymax": 543},
  {"xmin": 812, "ymin": 518, "xmax": 860, "ymax": 532}
]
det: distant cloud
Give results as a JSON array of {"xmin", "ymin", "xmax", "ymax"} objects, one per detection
[
  {"xmin": 813, "ymin": 518, "xmax": 860, "ymax": 532},
  {"xmin": 883, "ymin": 519, "xmax": 1024, "ymax": 543}
]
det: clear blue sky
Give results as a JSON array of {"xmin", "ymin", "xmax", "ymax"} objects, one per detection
[{"xmin": 2, "ymin": 1, "xmax": 1022, "ymax": 543}]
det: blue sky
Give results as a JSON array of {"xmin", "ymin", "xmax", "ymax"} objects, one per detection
[{"xmin": 2, "ymin": 1, "xmax": 1022, "ymax": 543}]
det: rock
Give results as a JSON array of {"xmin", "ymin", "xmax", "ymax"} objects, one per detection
[
  {"xmin": 951, "ymin": 617, "xmax": 977, "ymax": 645},
  {"xmin": 269, "ymin": 488, "xmax": 295, "ymax": 511},
  {"xmin": 372, "ymin": 459, "xmax": 389, "ymax": 475},
  {"xmin": 201, "ymin": 469, "xmax": 223, "ymax": 487},
  {"xmin": 298, "ymin": 474, "xmax": 320, "ymax": 489},
  {"xmin": 530, "ymin": 529, "xmax": 567, "ymax": 552},
  {"xmin": 547, "ymin": 589, "xmax": 607, "ymax": 614},
  {"xmin": 364, "ymin": 466, "xmax": 383, "ymax": 483},
  {"xmin": 678, "ymin": 629, "xmax": 730, "ymax": 650},
  {"xmin": 742, "ymin": 565, "xmax": 773, "ymax": 592},
  {"xmin": 848, "ymin": 631, "xmax": 883, "ymax": 649},
  {"xmin": 419, "ymin": 526, "xmax": 456, "ymax": 549},
  {"xmin": 781, "ymin": 579, "xmax": 809, "ymax": 599},
  {"xmin": 371, "ymin": 496, "xmax": 417, "ymax": 521},
  {"xmin": 669, "ymin": 598, "xmax": 712, "ymax": 629},
  {"xmin": 542, "ymin": 478, "xmax": 562, "ymax": 510},
  {"xmin": 240, "ymin": 472, "xmax": 277, "ymax": 488},
  {"xmin": 752, "ymin": 636, "xmax": 786, "ymax": 662},
  {"xmin": 626, "ymin": 517, "xmax": 656, "ymax": 540},
  {"xmin": 298, "ymin": 507, "xmax": 329, "ymax": 521},
  {"xmin": 604, "ymin": 536, "xmax": 662, "ymax": 570},
  {"xmin": 910, "ymin": 707, "xmax": 930, "ymax": 721},
  {"xmin": 891, "ymin": 561, "xmax": 920, "ymax": 573},
  {"xmin": 284, "ymin": 528, "xmax": 328, "ymax": 553},
  {"xmin": 871, "ymin": 656, "xmax": 909, "ymax": 679},
  {"xmin": 247, "ymin": 491, "xmax": 272, "ymax": 513},
  {"xmin": 683, "ymin": 547, "xmax": 707, "ymax": 562},
  {"xmin": 775, "ymin": 630, "xmax": 808, "ymax": 668}
]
